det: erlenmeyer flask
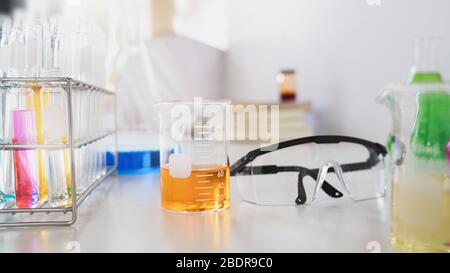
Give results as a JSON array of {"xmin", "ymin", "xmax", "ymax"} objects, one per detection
[
  {"xmin": 380, "ymin": 83, "xmax": 450, "ymax": 253},
  {"xmin": 408, "ymin": 37, "xmax": 449, "ymax": 162}
]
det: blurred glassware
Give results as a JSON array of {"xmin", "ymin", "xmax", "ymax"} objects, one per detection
[
  {"xmin": 277, "ymin": 69, "xmax": 297, "ymax": 103},
  {"xmin": 3, "ymin": 0, "xmax": 149, "ymax": 90},
  {"xmin": 0, "ymin": 15, "xmax": 12, "ymax": 77},
  {"xmin": 381, "ymin": 39, "xmax": 449, "ymax": 253},
  {"xmin": 379, "ymin": 83, "xmax": 450, "ymax": 253},
  {"xmin": 386, "ymin": 37, "xmax": 445, "ymax": 175},
  {"xmin": 42, "ymin": 16, "xmax": 65, "ymax": 77}
]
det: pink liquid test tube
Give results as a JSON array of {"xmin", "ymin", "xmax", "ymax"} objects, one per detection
[{"xmin": 12, "ymin": 110, "xmax": 39, "ymax": 208}]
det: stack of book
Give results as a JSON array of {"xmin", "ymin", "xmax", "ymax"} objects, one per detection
[{"xmin": 230, "ymin": 101, "xmax": 313, "ymax": 143}]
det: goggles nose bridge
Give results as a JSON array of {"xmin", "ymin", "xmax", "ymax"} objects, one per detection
[{"xmin": 312, "ymin": 161, "xmax": 352, "ymax": 203}]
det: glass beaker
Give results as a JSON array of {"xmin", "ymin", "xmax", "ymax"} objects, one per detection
[
  {"xmin": 157, "ymin": 100, "xmax": 230, "ymax": 213},
  {"xmin": 379, "ymin": 84, "xmax": 450, "ymax": 253}
]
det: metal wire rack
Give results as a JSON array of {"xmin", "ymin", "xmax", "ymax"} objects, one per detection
[{"xmin": 0, "ymin": 78, "xmax": 117, "ymax": 227}]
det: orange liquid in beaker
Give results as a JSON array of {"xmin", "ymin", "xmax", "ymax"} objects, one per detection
[{"xmin": 161, "ymin": 164, "xmax": 230, "ymax": 213}]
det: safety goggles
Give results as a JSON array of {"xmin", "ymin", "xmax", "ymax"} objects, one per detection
[{"xmin": 231, "ymin": 136, "xmax": 388, "ymax": 206}]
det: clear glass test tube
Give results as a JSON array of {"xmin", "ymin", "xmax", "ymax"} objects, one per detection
[
  {"xmin": 94, "ymin": 90, "xmax": 102, "ymax": 180},
  {"xmin": 72, "ymin": 89, "xmax": 85, "ymax": 194},
  {"xmin": 43, "ymin": 88, "xmax": 70, "ymax": 208},
  {"xmin": 86, "ymin": 88, "xmax": 95, "ymax": 185},
  {"xmin": 100, "ymin": 93, "xmax": 107, "ymax": 176},
  {"xmin": 0, "ymin": 88, "xmax": 19, "ymax": 204},
  {"xmin": 41, "ymin": 17, "xmax": 72, "ymax": 206},
  {"xmin": 71, "ymin": 19, "xmax": 92, "ymax": 82},
  {"xmin": 79, "ymin": 89, "xmax": 91, "ymax": 193},
  {"xmin": 22, "ymin": 18, "xmax": 43, "ymax": 77},
  {"xmin": 0, "ymin": 88, "xmax": 6, "ymax": 206},
  {"xmin": 0, "ymin": 16, "xmax": 12, "ymax": 77},
  {"xmin": 8, "ymin": 11, "xmax": 25, "ymax": 77}
]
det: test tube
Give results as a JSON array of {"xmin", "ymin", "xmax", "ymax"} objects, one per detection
[
  {"xmin": 0, "ymin": 15, "xmax": 11, "ymax": 198},
  {"xmin": 94, "ymin": 90, "xmax": 102, "ymax": 180},
  {"xmin": 9, "ymin": 13, "xmax": 49, "ymax": 203},
  {"xmin": 21, "ymin": 16, "xmax": 44, "ymax": 77},
  {"xmin": 0, "ymin": 16, "xmax": 12, "ymax": 77},
  {"xmin": 0, "ymin": 87, "xmax": 20, "ymax": 204},
  {"xmin": 42, "ymin": 17, "xmax": 66, "ymax": 76},
  {"xmin": 41, "ymin": 16, "xmax": 73, "ymax": 205},
  {"xmin": 100, "ymin": 93, "xmax": 107, "ymax": 176},
  {"xmin": 0, "ymin": 88, "xmax": 5, "ymax": 207},
  {"xmin": 1, "ymin": 13, "xmax": 26, "ymax": 204},
  {"xmin": 87, "ymin": 88, "xmax": 96, "ymax": 185},
  {"xmin": 12, "ymin": 110, "xmax": 39, "ymax": 208},
  {"xmin": 72, "ymin": 89, "xmax": 84, "ymax": 193},
  {"xmin": 43, "ymin": 89, "xmax": 70, "ymax": 208},
  {"xmin": 76, "ymin": 87, "xmax": 91, "ymax": 192},
  {"xmin": 8, "ymin": 11, "xmax": 26, "ymax": 77},
  {"xmin": 71, "ymin": 19, "xmax": 93, "ymax": 82},
  {"xmin": 73, "ymin": 87, "xmax": 90, "ymax": 193}
]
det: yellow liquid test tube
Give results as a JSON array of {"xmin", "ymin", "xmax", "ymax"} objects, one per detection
[{"xmin": 32, "ymin": 84, "xmax": 49, "ymax": 202}]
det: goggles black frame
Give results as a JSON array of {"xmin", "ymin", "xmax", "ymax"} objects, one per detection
[{"xmin": 230, "ymin": 135, "xmax": 387, "ymax": 205}]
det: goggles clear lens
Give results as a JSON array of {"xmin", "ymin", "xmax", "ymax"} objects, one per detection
[{"xmin": 233, "ymin": 142, "xmax": 387, "ymax": 206}]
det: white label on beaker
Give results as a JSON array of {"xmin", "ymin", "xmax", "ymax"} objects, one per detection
[{"xmin": 169, "ymin": 154, "xmax": 192, "ymax": 179}]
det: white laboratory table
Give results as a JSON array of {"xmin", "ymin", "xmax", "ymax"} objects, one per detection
[{"xmin": 0, "ymin": 144, "xmax": 393, "ymax": 253}]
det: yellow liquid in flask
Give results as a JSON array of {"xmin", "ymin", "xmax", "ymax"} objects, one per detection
[
  {"xmin": 391, "ymin": 173, "xmax": 450, "ymax": 252},
  {"xmin": 161, "ymin": 164, "xmax": 230, "ymax": 213}
]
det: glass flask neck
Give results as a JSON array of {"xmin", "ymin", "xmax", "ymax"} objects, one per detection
[{"xmin": 409, "ymin": 37, "xmax": 443, "ymax": 84}]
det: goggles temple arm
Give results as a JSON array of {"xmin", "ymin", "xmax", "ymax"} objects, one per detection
[{"xmin": 230, "ymin": 135, "xmax": 387, "ymax": 176}]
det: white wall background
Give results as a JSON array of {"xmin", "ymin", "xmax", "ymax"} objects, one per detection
[
  {"xmin": 225, "ymin": 0, "xmax": 450, "ymax": 142},
  {"xmin": 174, "ymin": 0, "xmax": 229, "ymax": 50}
]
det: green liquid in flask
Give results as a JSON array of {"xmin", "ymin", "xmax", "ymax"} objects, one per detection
[
  {"xmin": 411, "ymin": 91, "xmax": 450, "ymax": 160},
  {"xmin": 411, "ymin": 72, "xmax": 443, "ymax": 84}
]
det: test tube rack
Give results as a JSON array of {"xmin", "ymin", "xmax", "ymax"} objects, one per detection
[{"xmin": 0, "ymin": 78, "xmax": 117, "ymax": 227}]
